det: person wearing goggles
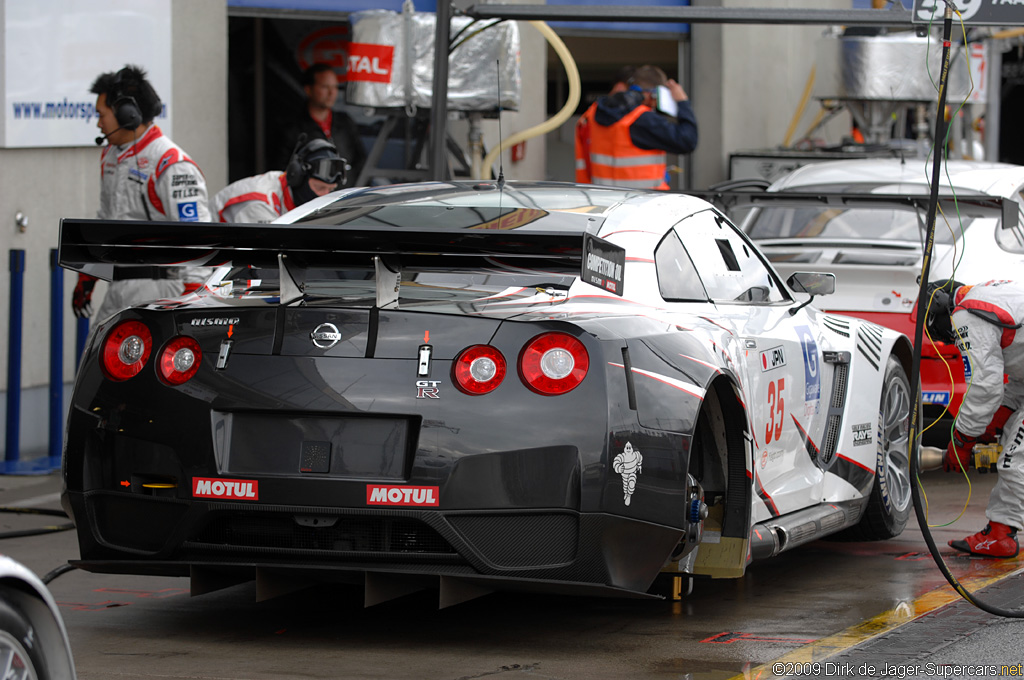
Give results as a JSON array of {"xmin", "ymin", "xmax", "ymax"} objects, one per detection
[{"xmin": 212, "ymin": 137, "xmax": 348, "ymax": 223}]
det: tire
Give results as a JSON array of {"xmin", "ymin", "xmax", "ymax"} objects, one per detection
[
  {"xmin": 838, "ymin": 355, "xmax": 913, "ymax": 541},
  {"xmin": 0, "ymin": 597, "xmax": 46, "ymax": 680}
]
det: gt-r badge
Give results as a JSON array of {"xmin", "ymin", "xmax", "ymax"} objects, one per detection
[
  {"xmin": 311, "ymin": 323, "xmax": 341, "ymax": 349},
  {"xmin": 416, "ymin": 380, "xmax": 441, "ymax": 398},
  {"xmin": 193, "ymin": 477, "xmax": 258, "ymax": 500},
  {"xmin": 367, "ymin": 485, "xmax": 440, "ymax": 506},
  {"xmin": 613, "ymin": 442, "xmax": 643, "ymax": 506}
]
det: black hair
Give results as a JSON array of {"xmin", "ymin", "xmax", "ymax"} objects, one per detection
[
  {"xmin": 90, "ymin": 64, "xmax": 162, "ymax": 123},
  {"xmin": 301, "ymin": 62, "xmax": 336, "ymax": 88}
]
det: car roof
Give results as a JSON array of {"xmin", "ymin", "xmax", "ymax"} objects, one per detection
[
  {"xmin": 284, "ymin": 180, "xmax": 716, "ymax": 238},
  {"xmin": 767, "ymin": 158, "xmax": 1024, "ymax": 197}
]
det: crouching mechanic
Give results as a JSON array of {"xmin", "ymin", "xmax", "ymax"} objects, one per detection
[
  {"xmin": 73, "ymin": 64, "xmax": 212, "ymax": 321},
  {"xmin": 924, "ymin": 279, "xmax": 1024, "ymax": 558},
  {"xmin": 212, "ymin": 138, "xmax": 346, "ymax": 223}
]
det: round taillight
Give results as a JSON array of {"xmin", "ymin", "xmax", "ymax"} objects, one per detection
[
  {"xmin": 453, "ymin": 345, "xmax": 507, "ymax": 395},
  {"xmin": 101, "ymin": 320, "xmax": 152, "ymax": 381},
  {"xmin": 519, "ymin": 332, "xmax": 589, "ymax": 395},
  {"xmin": 158, "ymin": 336, "xmax": 202, "ymax": 385}
]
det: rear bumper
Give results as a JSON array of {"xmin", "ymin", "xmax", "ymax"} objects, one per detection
[{"xmin": 64, "ymin": 490, "xmax": 683, "ymax": 596}]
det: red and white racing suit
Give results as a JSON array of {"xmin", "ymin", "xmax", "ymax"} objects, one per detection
[
  {"xmin": 211, "ymin": 171, "xmax": 295, "ymax": 223},
  {"xmin": 951, "ymin": 280, "xmax": 1024, "ymax": 529},
  {"xmin": 95, "ymin": 124, "xmax": 211, "ymax": 321}
]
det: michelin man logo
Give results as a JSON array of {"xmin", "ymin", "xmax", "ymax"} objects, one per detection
[{"xmin": 613, "ymin": 442, "xmax": 643, "ymax": 506}]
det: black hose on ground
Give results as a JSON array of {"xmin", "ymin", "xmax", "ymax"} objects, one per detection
[
  {"xmin": 909, "ymin": 2, "xmax": 1024, "ymax": 619},
  {"xmin": 0, "ymin": 506, "xmax": 74, "ymax": 539}
]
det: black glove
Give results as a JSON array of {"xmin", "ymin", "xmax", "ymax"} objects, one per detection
[{"xmin": 72, "ymin": 273, "xmax": 97, "ymax": 318}]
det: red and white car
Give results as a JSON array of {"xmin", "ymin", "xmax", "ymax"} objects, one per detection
[{"xmin": 735, "ymin": 158, "xmax": 1024, "ymax": 441}]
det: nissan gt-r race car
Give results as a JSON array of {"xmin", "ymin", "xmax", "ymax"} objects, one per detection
[{"xmin": 59, "ymin": 181, "xmax": 913, "ymax": 607}]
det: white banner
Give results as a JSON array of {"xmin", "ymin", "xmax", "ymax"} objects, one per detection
[{"xmin": 1, "ymin": 0, "xmax": 172, "ymax": 148}]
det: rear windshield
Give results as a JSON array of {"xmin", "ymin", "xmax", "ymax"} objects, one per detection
[{"xmin": 746, "ymin": 205, "xmax": 961, "ymax": 244}]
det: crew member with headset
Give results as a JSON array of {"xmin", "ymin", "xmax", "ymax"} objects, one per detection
[
  {"xmin": 72, "ymin": 64, "xmax": 212, "ymax": 321},
  {"xmin": 211, "ymin": 137, "xmax": 346, "ymax": 223},
  {"xmin": 924, "ymin": 278, "xmax": 1024, "ymax": 558}
]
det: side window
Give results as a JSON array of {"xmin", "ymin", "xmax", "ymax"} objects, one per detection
[
  {"xmin": 655, "ymin": 231, "xmax": 708, "ymax": 302},
  {"xmin": 676, "ymin": 209, "xmax": 787, "ymax": 304},
  {"xmin": 995, "ymin": 191, "xmax": 1024, "ymax": 254}
]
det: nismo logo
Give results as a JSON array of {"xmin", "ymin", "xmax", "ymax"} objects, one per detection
[{"xmin": 191, "ymin": 317, "xmax": 240, "ymax": 327}]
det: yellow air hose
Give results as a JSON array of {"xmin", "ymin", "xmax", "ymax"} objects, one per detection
[{"xmin": 478, "ymin": 21, "xmax": 581, "ymax": 179}]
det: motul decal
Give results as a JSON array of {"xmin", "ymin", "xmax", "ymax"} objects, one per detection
[
  {"xmin": 366, "ymin": 485, "xmax": 439, "ymax": 507},
  {"xmin": 192, "ymin": 477, "xmax": 258, "ymax": 500}
]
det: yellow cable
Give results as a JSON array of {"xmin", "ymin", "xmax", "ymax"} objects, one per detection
[
  {"xmin": 478, "ymin": 21, "xmax": 581, "ymax": 180},
  {"xmin": 783, "ymin": 65, "xmax": 815, "ymax": 148}
]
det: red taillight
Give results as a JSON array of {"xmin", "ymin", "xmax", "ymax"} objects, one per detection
[
  {"xmin": 453, "ymin": 345, "xmax": 507, "ymax": 395},
  {"xmin": 101, "ymin": 320, "xmax": 152, "ymax": 381},
  {"xmin": 518, "ymin": 332, "xmax": 589, "ymax": 395},
  {"xmin": 158, "ymin": 336, "xmax": 202, "ymax": 385}
]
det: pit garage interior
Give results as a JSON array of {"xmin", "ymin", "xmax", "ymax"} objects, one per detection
[{"xmin": 223, "ymin": 0, "xmax": 1024, "ymax": 193}]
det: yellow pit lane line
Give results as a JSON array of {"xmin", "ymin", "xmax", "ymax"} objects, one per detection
[{"xmin": 729, "ymin": 561, "xmax": 1024, "ymax": 680}]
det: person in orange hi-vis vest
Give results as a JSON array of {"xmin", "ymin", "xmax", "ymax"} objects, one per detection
[{"xmin": 574, "ymin": 65, "xmax": 697, "ymax": 190}]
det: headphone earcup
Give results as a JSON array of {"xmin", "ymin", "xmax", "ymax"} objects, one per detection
[
  {"xmin": 113, "ymin": 96, "xmax": 142, "ymax": 131},
  {"xmin": 285, "ymin": 156, "xmax": 305, "ymax": 188}
]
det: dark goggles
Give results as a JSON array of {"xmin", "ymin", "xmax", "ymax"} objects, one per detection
[{"xmin": 307, "ymin": 157, "xmax": 346, "ymax": 184}]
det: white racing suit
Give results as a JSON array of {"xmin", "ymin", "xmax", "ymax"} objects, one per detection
[
  {"xmin": 211, "ymin": 171, "xmax": 295, "ymax": 223},
  {"xmin": 950, "ymin": 280, "xmax": 1024, "ymax": 529},
  {"xmin": 95, "ymin": 124, "xmax": 211, "ymax": 321}
]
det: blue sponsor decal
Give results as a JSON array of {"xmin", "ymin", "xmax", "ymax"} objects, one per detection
[
  {"xmin": 795, "ymin": 325, "xmax": 820, "ymax": 403},
  {"xmin": 922, "ymin": 391, "xmax": 951, "ymax": 406},
  {"xmin": 178, "ymin": 201, "xmax": 199, "ymax": 222},
  {"xmin": 962, "ymin": 355, "xmax": 973, "ymax": 382}
]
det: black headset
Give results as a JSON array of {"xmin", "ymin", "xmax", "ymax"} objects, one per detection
[
  {"xmin": 286, "ymin": 137, "xmax": 339, "ymax": 188},
  {"xmin": 110, "ymin": 70, "xmax": 144, "ymax": 131}
]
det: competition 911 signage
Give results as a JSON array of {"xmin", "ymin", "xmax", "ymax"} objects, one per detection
[
  {"xmin": 1, "ymin": 0, "xmax": 173, "ymax": 148},
  {"xmin": 583, "ymin": 234, "xmax": 626, "ymax": 296}
]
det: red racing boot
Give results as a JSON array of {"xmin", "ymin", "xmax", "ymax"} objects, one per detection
[{"xmin": 949, "ymin": 522, "xmax": 1020, "ymax": 558}]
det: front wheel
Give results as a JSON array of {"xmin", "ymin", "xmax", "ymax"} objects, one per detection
[{"xmin": 839, "ymin": 355, "xmax": 912, "ymax": 540}]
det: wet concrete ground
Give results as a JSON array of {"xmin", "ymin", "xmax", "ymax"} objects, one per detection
[{"xmin": 1, "ymin": 468, "xmax": 1021, "ymax": 679}]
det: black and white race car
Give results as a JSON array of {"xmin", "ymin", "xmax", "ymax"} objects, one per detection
[{"xmin": 59, "ymin": 181, "xmax": 913, "ymax": 606}]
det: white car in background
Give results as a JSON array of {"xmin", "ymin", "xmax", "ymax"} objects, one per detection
[
  {"xmin": 733, "ymin": 158, "xmax": 1024, "ymax": 440},
  {"xmin": 0, "ymin": 555, "xmax": 76, "ymax": 679}
]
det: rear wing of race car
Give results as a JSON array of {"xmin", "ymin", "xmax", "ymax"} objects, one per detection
[
  {"xmin": 58, "ymin": 217, "xmax": 627, "ymax": 303},
  {"xmin": 687, "ymin": 189, "xmax": 1020, "ymax": 230}
]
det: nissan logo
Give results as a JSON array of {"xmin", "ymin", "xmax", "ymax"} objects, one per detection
[{"xmin": 310, "ymin": 323, "xmax": 342, "ymax": 349}]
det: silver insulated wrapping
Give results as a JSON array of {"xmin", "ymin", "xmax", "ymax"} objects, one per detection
[
  {"xmin": 347, "ymin": 9, "xmax": 522, "ymax": 112},
  {"xmin": 814, "ymin": 32, "xmax": 985, "ymax": 103}
]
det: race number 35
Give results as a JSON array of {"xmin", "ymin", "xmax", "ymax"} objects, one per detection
[{"xmin": 765, "ymin": 378, "xmax": 785, "ymax": 444}]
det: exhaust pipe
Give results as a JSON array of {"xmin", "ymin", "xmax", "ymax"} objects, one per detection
[{"xmin": 919, "ymin": 446, "xmax": 945, "ymax": 471}]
